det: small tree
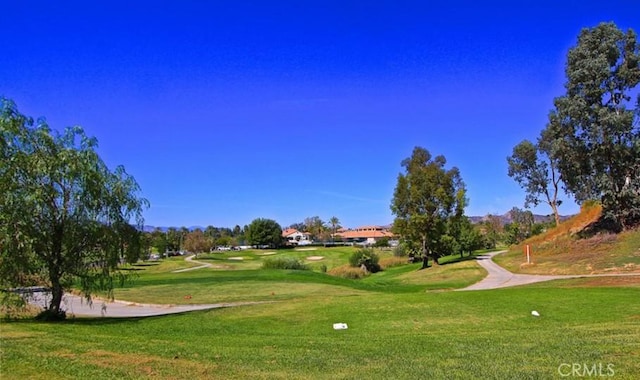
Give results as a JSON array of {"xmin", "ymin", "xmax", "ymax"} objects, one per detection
[
  {"xmin": 349, "ymin": 248, "xmax": 381, "ymax": 273},
  {"xmin": 457, "ymin": 217, "xmax": 484, "ymax": 257},
  {"xmin": 151, "ymin": 229, "xmax": 168, "ymax": 254},
  {"xmin": 183, "ymin": 229, "xmax": 213, "ymax": 256},
  {"xmin": 374, "ymin": 237, "xmax": 390, "ymax": 248},
  {"xmin": 329, "ymin": 216, "xmax": 341, "ymax": 242},
  {"xmin": 246, "ymin": 218, "xmax": 283, "ymax": 248},
  {"xmin": 479, "ymin": 215, "xmax": 504, "ymax": 249},
  {"xmin": 390, "ymin": 147, "xmax": 467, "ymax": 268},
  {"xmin": 507, "ymin": 138, "xmax": 563, "ymax": 226},
  {"xmin": 304, "ymin": 216, "xmax": 326, "ymax": 242}
]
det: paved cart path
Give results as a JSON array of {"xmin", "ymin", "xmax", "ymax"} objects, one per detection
[
  {"xmin": 25, "ymin": 291, "xmax": 262, "ymax": 318},
  {"xmin": 459, "ymin": 250, "xmax": 640, "ymax": 291},
  {"xmin": 172, "ymin": 254, "xmax": 213, "ymax": 272}
]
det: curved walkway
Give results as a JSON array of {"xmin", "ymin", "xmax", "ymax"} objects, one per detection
[
  {"xmin": 459, "ymin": 250, "xmax": 640, "ymax": 291},
  {"xmin": 172, "ymin": 254, "xmax": 213, "ymax": 273}
]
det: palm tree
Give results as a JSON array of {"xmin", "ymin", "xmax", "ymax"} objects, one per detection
[{"xmin": 329, "ymin": 216, "xmax": 341, "ymax": 242}]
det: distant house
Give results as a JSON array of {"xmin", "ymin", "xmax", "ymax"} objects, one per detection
[
  {"xmin": 282, "ymin": 228, "xmax": 312, "ymax": 246},
  {"xmin": 334, "ymin": 225, "xmax": 395, "ymax": 245}
]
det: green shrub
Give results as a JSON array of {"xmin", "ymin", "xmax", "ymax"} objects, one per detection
[
  {"xmin": 261, "ymin": 257, "xmax": 309, "ymax": 270},
  {"xmin": 374, "ymin": 237, "xmax": 390, "ymax": 248},
  {"xmin": 348, "ymin": 248, "xmax": 381, "ymax": 273},
  {"xmin": 393, "ymin": 244, "xmax": 408, "ymax": 257}
]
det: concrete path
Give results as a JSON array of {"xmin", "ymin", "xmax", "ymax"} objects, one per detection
[
  {"xmin": 24, "ymin": 290, "xmax": 261, "ymax": 318},
  {"xmin": 172, "ymin": 254, "xmax": 212, "ymax": 273},
  {"xmin": 459, "ymin": 250, "xmax": 640, "ymax": 291}
]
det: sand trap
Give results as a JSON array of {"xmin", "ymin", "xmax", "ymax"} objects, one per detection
[
  {"xmin": 295, "ymin": 247, "xmax": 317, "ymax": 251},
  {"xmin": 306, "ymin": 256, "xmax": 324, "ymax": 261},
  {"xmin": 228, "ymin": 257, "xmax": 244, "ymax": 261},
  {"xmin": 258, "ymin": 251, "xmax": 277, "ymax": 256}
]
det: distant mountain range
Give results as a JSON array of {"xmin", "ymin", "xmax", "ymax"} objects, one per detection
[
  {"xmin": 468, "ymin": 212, "xmax": 573, "ymax": 225},
  {"xmin": 142, "ymin": 226, "xmax": 204, "ymax": 233}
]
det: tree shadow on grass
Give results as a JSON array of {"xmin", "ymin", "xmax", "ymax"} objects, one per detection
[
  {"xmin": 132, "ymin": 262, "xmax": 160, "ymax": 267},
  {"xmin": 436, "ymin": 253, "xmax": 482, "ymax": 266},
  {"xmin": 5, "ymin": 308, "xmax": 217, "ymax": 326},
  {"xmin": 577, "ymin": 216, "xmax": 623, "ymax": 238}
]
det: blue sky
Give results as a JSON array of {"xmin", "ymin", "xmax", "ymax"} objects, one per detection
[{"xmin": 2, "ymin": 1, "xmax": 639, "ymax": 228}]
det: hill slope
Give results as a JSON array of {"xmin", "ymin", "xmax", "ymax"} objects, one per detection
[{"xmin": 494, "ymin": 203, "xmax": 640, "ymax": 275}]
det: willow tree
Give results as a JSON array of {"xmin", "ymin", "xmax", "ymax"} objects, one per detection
[
  {"xmin": 0, "ymin": 98, "xmax": 148, "ymax": 319},
  {"xmin": 390, "ymin": 147, "xmax": 467, "ymax": 268},
  {"xmin": 544, "ymin": 22, "xmax": 640, "ymax": 230}
]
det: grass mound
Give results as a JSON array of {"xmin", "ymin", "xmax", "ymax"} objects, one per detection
[{"xmin": 495, "ymin": 202, "xmax": 640, "ymax": 275}]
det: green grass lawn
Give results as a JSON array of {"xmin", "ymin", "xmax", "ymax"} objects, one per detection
[{"xmin": 2, "ymin": 249, "xmax": 639, "ymax": 379}]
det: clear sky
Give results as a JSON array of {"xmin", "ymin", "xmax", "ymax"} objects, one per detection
[{"xmin": 2, "ymin": 1, "xmax": 639, "ymax": 229}]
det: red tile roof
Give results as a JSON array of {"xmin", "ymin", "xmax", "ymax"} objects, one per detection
[
  {"xmin": 282, "ymin": 228, "xmax": 299, "ymax": 237},
  {"xmin": 335, "ymin": 227, "xmax": 394, "ymax": 239}
]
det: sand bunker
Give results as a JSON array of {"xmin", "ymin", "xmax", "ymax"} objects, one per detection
[
  {"xmin": 306, "ymin": 256, "xmax": 324, "ymax": 261},
  {"xmin": 228, "ymin": 257, "xmax": 244, "ymax": 261},
  {"xmin": 258, "ymin": 252, "xmax": 277, "ymax": 256},
  {"xmin": 295, "ymin": 247, "xmax": 317, "ymax": 251}
]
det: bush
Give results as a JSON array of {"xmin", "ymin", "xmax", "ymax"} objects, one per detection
[
  {"xmin": 261, "ymin": 257, "xmax": 309, "ymax": 270},
  {"xmin": 393, "ymin": 244, "xmax": 408, "ymax": 257},
  {"xmin": 328, "ymin": 265, "xmax": 367, "ymax": 279},
  {"xmin": 374, "ymin": 237, "xmax": 390, "ymax": 248},
  {"xmin": 349, "ymin": 248, "xmax": 381, "ymax": 273}
]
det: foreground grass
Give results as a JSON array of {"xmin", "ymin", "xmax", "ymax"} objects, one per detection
[
  {"xmin": 4, "ymin": 249, "xmax": 638, "ymax": 379},
  {"xmin": 3, "ymin": 286, "xmax": 639, "ymax": 379}
]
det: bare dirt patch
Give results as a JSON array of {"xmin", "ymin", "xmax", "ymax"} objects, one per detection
[
  {"xmin": 58, "ymin": 349, "xmax": 220, "ymax": 378},
  {"xmin": 306, "ymin": 256, "xmax": 324, "ymax": 261}
]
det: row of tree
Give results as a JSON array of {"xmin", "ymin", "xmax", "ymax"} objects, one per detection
[
  {"xmin": 287, "ymin": 216, "xmax": 342, "ymax": 241},
  {"xmin": 146, "ymin": 225, "xmax": 246, "ymax": 254},
  {"xmin": 507, "ymin": 22, "xmax": 639, "ymax": 232},
  {"xmin": 141, "ymin": 215, "xmax": 345, "ymax": 256},
  {"xmin": 392, "ymin": 23, "xmax": 638, "ymax": 270}
]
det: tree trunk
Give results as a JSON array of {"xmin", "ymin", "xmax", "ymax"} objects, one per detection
[
  {"xmin": 421, "ymin": 235, "xmax": 429, "ymax": 269},
  {"xmin": 550, "ymin": 203, "xmax": 561, "ymax": 227},
  {"xmin": 49, "ymin": 277, "xmax": 64, "ymax": 314},
  {"xmin": 421, "ymin": 255, "xmax": 429, "ymax": 269}
]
